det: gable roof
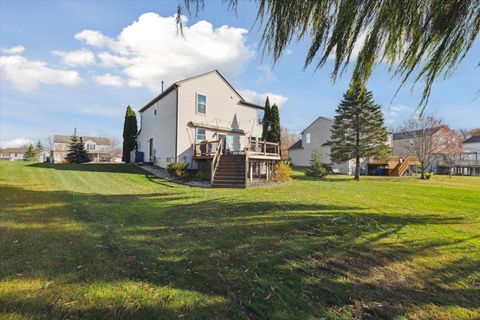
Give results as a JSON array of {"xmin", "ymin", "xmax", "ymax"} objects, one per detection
[
  {"xmin": 300, "ymin": 116, "xmax": 334, "ymax": 134},
  {"xmin": 392, "ymin": 126, "xmax": 443, "ymax": 140},
  {"xmin": 138, "ymin": 70, "xmax": 264, "ymax": 113},
  {"xmin": 289, "ymin": 139, "xmax": 303, "ymax": 150},
  {"xmin": 54, "ymin": 134, "xmax": 110, "ymax": 145},
  {"xmin": 464, "ymin": 135, "xmax": 480, "ymax": 144},
  {"xmin": 1, "ymin": 147, "xmax": 27, "ymax": 153}
]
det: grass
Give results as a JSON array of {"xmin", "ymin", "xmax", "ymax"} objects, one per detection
[{"xmin": 0, "ymin": 161, "xmax": 479, "ymax": 320}]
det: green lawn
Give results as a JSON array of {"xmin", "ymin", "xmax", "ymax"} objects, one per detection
[{"xmin": 1, "ymin": 161, "xmax": 479, "ymax": 319}]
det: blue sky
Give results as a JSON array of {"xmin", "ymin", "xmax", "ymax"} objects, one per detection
[{"xmin": 1, "ymin": 0, "xmax": 479, "ymax": 148}]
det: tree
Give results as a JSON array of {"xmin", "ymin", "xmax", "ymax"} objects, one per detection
[
  {"xmin": 35, "ymin": 140, "xmax": 44, "ymax": 152},
  {"xmin": 305, "ymin": 149, "xmax": 327, "ymax": 178},
  {"xmin": 280, "ymin": 127, "xmax": 299, "ymax": 160},
  {"xmin": 441, "ymin": 130, "xmax": 463, "ymax": 177},
  {"xmin": 23, "ymin": 144, "xmax": 39, "ymax": 162},
  {"xmin": 122, "ymin": 106, "xmax": 138, "ymax": 163},
  {"xmin": 471, "ymin": 128, "xmax": 480, "ymax": 136},
  {"xmin": 399, "ymin": 115, "xmax": 446, "ymax": 179},
  {"xmin": 330, "ymin": 87, "xmax": 390, "ymax": 181},
  {"xmin": 261, "ymin": 97, "xmax": 271, "ymax": 140},
  {"xmin": 268, "ymin": 103, "xmax": 281, "ymax": 143},
  {"xmin": 180, "ymin": 0, "xmax": 479, "ymax": 111},
  {"xmin": 66, "ymin": 128, "xmax": 90, "ymax": 164},
  {"xmin": 456, "ymin": 128, "xmax": 472, "ymax": 141}
]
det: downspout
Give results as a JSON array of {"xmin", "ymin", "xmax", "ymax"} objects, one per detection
[{"xmin": 175, "ymin": 86, "xmax": 178, "ymax": 163}]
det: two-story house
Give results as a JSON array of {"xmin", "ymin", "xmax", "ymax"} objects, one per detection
[
  {"xmin": 288, "ymin": 116, "xmax": 354, "ymax": 174},
  {"xmin": 51, "ymin": 135, "xmax": 113, "ymax": 163},
  {"xmin": 136, "ymin": 70, "xmax": 280, "ymax": 187}
]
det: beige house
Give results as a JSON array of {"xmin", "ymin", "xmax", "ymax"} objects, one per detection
[
  {"xmin": 136, "ymin": 70, "xmax": 280, "ymax": 187},
  {"xmin": 51, "ymin": 135, "xmax": 113, "ymax": 163},
  {"xmin": 288, "ymin": 116, "xmax": 355, "ymax": 174},
  {"xmin": 0, "ymin": 147, "xmax": 27, "ymax": 161}
]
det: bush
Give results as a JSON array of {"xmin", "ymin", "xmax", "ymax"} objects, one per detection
[
  {"xmin": 425, "ymin": 172, "xmax": 433, "ymax": 180},
  {"xmin": 167, "ymin": 162, "xmax": 189, "ymax": 177},
  {"xmin": 305, "ymin": 150, "xmax": 328, "ymax": 178},
  {"xmin": 195, "ymin": 170, "xmax": 209, "ymax": 180},
  {"xmin": 272, "ymin": 161, "xmax": 292, "ymax": 182}
]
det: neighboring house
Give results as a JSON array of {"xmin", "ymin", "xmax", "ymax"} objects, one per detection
[
  {"xmin": 0, "ymin": 147, "xmax": 27, "ymax": 161},
  {"xmin": 288, "ymin": 116, "xmax": 358, "ymax": 174},
  {"xmin": 51, "ymin": 135, "xmax": 113, "ymax": 163},
  {"xmin": 136, "ymin": 70, "xmax": 280, "ymax": 187},
  {"xmin": 442, "ymin": 135, "xmax": 480, "ymax": 176}
]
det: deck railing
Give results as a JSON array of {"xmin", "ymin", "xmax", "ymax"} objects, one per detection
[
  {"xmin": 193, "ymin": 140, "xmax": 221, "ymax": 157},
  {"xmin": 247, "ymin": 138, "xmax": 280, "ymax": 157},
  {"xmin": 210, "ymin": 137, "xmax": 224, "ymax": 184}
]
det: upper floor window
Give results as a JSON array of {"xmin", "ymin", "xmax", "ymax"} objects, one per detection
[
  {"xmin": 196, "ymin": 93, "xmax": 206, "ymax": 114},
  {"xmin": 257, "ymin": 110, "xmax": 264, "ymax": 124},
  {"xmin": 306, "ymin": 133, "xmax": 311, "ymax": 144},
  {"xmin": 87, "ymin": 144, "xmax": 95, "ymax": 150},
  {"xmin": 196, "ymin": 128, "xmax": 206, "ymax": 141}
]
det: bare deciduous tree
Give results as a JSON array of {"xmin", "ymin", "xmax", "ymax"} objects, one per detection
[
  {"xmin": 108, "ymin": 136, "xmax": 122, "ymax": 162},
  {"xmin": 280, "ymin": 127, "xmax": 299, "ymax": 161},
  {"xmin": 441, "ymin": 130, "xmax": 463, "ymax": 177},
  {"xmin": 400, "ymin": 115, "xmax": 446, "ymax": 179}
]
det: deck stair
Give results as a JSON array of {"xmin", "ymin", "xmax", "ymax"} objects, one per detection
[
  {"xmin": 392, "ymin": 156, "xmax": 421, "ymax": 176},
  {"xmin": 212, "ymin": 154, "xmax": 246, "ymax": 188}
]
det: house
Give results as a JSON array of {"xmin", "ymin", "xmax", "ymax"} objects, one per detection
[
  {"xmin": 135, "ymin": 70, "xmax": 281, "ymax": 187},
  {"xmin": 288, "ymin": 116, "xmax": 358, "ymax": 174},
  {"xmin": 51, "ymin": 135, "xmax": 113, "ymax": 163},
  {"xmin": 0, "ymin": 147, "xmax": 27, "ymax": 161},
  {"xmin": 439, "ymin": 135, "xmax": 480, "ymax": 176}
]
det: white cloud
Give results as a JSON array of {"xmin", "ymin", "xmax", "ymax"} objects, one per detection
[
  {"xmin": 74, "ymin": 29, "xmax": 111, "ymax": 47},
  {"xmin": 52, "ymin": 49, "xmax": 95, "ymax": 67},
  {"xmin": 328, "ymin": 29, "xmax": 369, "ymax": 61},
  {"xmin": 239, "ymin": 89, "xmax": 288, "ymax": 107},
  {"xmin": 76, "ymin": 12, "xmax": 253, "ymax": 91},
  {"xmin": 0, "ymin": 137, "xmax": 32, "ymax": 148},
  {"xmin": 93, "ymin": 73, "xmax": 125, "ymax": 87},
  {"xmin": 1, "ymin": 45, "xmax": 25, "ymax": 54},
  {"xmin": 256, "ymin": 65, "xmax": 277, "ymax": 84},
  {"xmin": 0, "ymin": 55, "xmax": 82, "ymax": 92},
  {"xmin": 384, "ymin": 104, "xmax": 412, "ymax": 125}
]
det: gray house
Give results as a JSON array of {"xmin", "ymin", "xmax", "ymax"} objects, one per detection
[{"xmin": 288, "ymin": 116, "xmax": 354, "ymax": 174}]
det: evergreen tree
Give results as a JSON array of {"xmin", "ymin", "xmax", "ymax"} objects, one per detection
[
  {"xmin": 330, "ymin": 87, "xmax": 390, "ymax": 181},
  {"xmin": 23, "ymin": 144, "xmax": 38, "ymax": 162},
  {"xmin": 305, "ymin": 150, "xmax": 327, "ymax": 178},
  {"xmin": 268, "ymin": 103, "xmax": 281, "ymax": 143},
  {"xmin": 261, "ymin": 97, "xmax": 271, "ymax": 140},
  {"xmin": 35, "ymin": 140, "xmax": 44, "ymax": 152},
  {"xmin": 122, "ymin": 105, "xmax": 138, "ymax": 163},
  {"xmin": 66, "ymin": 128, "xmax": 90, "ymax": 163}
]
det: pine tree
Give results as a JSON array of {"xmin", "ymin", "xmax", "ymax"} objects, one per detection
[
  {"xmin": 261, "ymin": 97, "xmax": 271, "ymax": 141},
  {"xmin": 268, "ymin": 103, "xmax": 281, "ymax": 143},
  {"xmin": 305, "ymin": 149, "xmax": 327, "ymax": 178},
  {"xmin": 330, "ymin": 87, "xmax": 390, "ymax": 181},
  {"xmin": 66, "ymin": 128, "xmax": 90, "ymax": 163},
  {"xmin": 122, "ymin": 106, "xmax": 138, "ymax": 163},
  {"xmin": 23, "ymin": 144, "xmax": 38, "ymax": 162},
  {"xmin": 35, "ymin": 141, "xmax": 44, "ymax": 152}
]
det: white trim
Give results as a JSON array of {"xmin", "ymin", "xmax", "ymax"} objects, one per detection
[{"xmin": 195, "ymin": 92, "xmax": 207, "ymax": 115}]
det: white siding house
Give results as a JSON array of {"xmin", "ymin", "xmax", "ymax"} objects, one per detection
[{"xmin": 136, "ymin": 70, "xmax": 280, "ymax": 187}]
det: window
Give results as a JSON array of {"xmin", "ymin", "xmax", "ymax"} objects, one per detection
[
  {"xmin": 306, "ymin": 133, "xmax": 311, "ymax": 144},
  {"xmin": 87, "ymin": 144, "xmax": 95, "ymax": 150},
  {"xmin": 257, "ymin": 110, "xmax": 264, "ymax": 124},
  {"xmin": 196, "ymin": 93, "xmax": 206, "ymax": 114},
  {"xmin": 196, "ymin": 128, "xmax": 206, "ymax": 141},
  {"xmin": 154, "ymin": 109, "xmax": 157, "ymax": 115}
]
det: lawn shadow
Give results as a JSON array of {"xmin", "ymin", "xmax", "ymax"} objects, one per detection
[
  {"xmin": 28, "ymin": 162, "xmax": 144, "ymax": 174},
  {"xmin": 1, "ymin": 184, "xmax": 479, "ymax": 319}
]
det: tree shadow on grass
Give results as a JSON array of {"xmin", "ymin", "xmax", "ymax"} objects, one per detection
[
  {"xmin": 28, "ymin": 162, "xmax": 145, "ymax": 174},
  {"xmin": 1, "ymin": 185, "xmax": 479, "ymax": 319}
]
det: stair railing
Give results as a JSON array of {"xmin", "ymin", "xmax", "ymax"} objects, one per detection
[
  {"xmin": 210, "ymin": 137, "xmax": 224, "ymax": 185},
  {"xmin": 396, "ymin": 156, "xmax": 419, "ymax": 176}
]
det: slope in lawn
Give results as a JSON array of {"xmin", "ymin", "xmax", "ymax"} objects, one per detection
[{"xmin": 1, "ymin": 162, "xmax": 479, "ymax": 319}]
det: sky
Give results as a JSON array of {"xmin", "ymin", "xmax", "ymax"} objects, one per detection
[{"xmin": 1, "ymin": 0, "xmax": 479, "ymax": 148}]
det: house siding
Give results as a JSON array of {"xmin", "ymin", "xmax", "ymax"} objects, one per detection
[
  {"xmin": 176, "ymin": 72, "xmax": 263, "ymax": 168},
  {"xmin": 289, "ymin": 117, "xmax": 352, "ymax": 174},
  {"xmin": 137, "ymin": 89, "xmax": 177, "ymax": 168}
]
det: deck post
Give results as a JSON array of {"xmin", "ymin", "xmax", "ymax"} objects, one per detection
[
  {"xmin": 249, "ymin": 161, "xmax": 253, "ymax": 181},
  {"xmin": 266, "ymin": 161, "xmax": 269, "ymax": 180}
]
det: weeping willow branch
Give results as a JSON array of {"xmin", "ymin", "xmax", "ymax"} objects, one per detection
[{"xmin": 178, "ymin": 0, "xmax": 479, "ymax": 113}]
